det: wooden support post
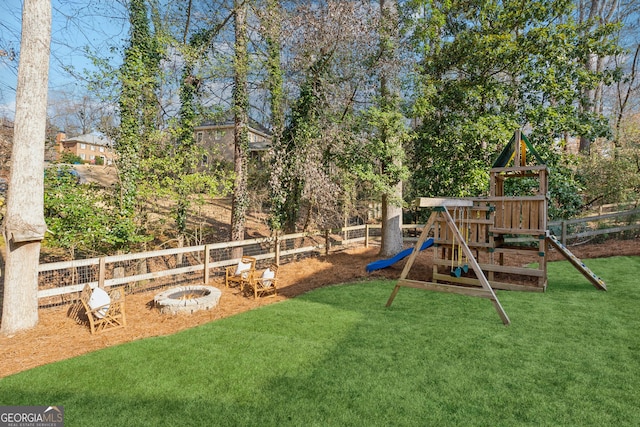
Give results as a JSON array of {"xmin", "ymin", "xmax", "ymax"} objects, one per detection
[
  {"xmin": 324, "ymin": 229, "xmax": 330, "ymax": 256},
  {"xmin": 399, "ymin": 212, "xmax": 438, "ymax": 281},
  {"xmin": 514, "ymin": 129, "xmax": 522, "ymax": 167},
  {"xmin": 386, "ymin": 211, "xmax": 438, "ymax": 306},
  {"xmin": 204, "ymin": 244, "xmax": 211, "ymax": 284},
  {"xmin": 342, "ymin": 220, "xmax": 347, "ymax": 243},
  {"xmin": 365, "ymin": 224, "xmax": 370, "ymax": 248},
  {"xmin": 98, "ymin": 257, "xmax": 106, "ymax": 289},
  {"xmin": 538, "ymin": 236, "xmax": 546, "ymax": 289}
]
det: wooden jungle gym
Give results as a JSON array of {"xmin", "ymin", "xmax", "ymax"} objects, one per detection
[{"xmin": 386, "ymin": 130, "xmax": 607, "ymax": 325}]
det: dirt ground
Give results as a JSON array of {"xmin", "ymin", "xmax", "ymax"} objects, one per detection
[{"xmin": 1, "ymin": 238, "xmax": 638, "ymax": 378}]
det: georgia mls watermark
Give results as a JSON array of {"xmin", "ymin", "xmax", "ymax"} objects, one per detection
[{"xmin": 0, "ymin": 406, "xmax": 64, "ymax": 427}]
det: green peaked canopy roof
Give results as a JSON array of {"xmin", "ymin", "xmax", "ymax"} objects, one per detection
[{"xmin": 492, "ymin": 132, "xmax": 546, "ymax": 168}]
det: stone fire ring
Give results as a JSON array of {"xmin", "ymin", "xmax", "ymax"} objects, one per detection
[{"xmin": 154, "ymin": 285, "xmax": 222, "ymax": 315}]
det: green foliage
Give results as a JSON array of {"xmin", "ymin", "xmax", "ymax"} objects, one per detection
[
  {"xmin": 403, "ymin": 0, "xmax": 621, "ymax": 201},
  {"xmin": 58, "ymin": 152, "xmax": 83, "ymax": 165},
  {"xmin": 43, "ymin": 166, "xmax": 149, "ymax": 257},
  {"xmin": 409, "ymin": 115, "xmax": 517, "ymax": 199},
  {"xmin": 576, "ymin": 139, "xmax": 640, "ymax": 207},
  {"xmin": 345, "ymin": 105, "xmax": 410, "ymax": 204},
  {"xmin": 138, "ymin": 137, "xmax": 233, "ymax": 237}
]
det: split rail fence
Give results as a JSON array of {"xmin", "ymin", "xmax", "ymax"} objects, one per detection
[
  {"xmin": 2, "ymin": 206, "xmax": 638, "ymax": 308},
  {"xmin": 34, "ymin": 226, "xmax": 380, "ymax": 308},
  {"xmin": 549, "ymin": 207, "xmax": 640, "ymax": 246}
]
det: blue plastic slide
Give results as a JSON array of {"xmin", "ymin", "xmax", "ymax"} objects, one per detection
[{"xmin": 366, "ymin": 238, "xmax": 434, "ymax": 272}]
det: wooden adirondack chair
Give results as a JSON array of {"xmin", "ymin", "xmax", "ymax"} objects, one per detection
[
  {"xmin": 225, "ymin": 256, "xmax": 256, "ymax": 290},
  {"xmin": 246, "ymin": 263, "xmax": 279, "ymax": 299},
  {"xmin": 79, "ymin": 284, "xmax": 126, "ymax": 334}
]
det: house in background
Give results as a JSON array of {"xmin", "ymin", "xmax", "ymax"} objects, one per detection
[
  {"xmin": 195, "ymin": 115, "xmax": 272, "ymax": 166},
  {"xmin": 57, "ymin": 132, "xmax": 116, "ymax": 165}
]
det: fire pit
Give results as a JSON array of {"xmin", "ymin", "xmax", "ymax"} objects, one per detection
[{"xmin": 154, "ymin": 285, "xmax": 222, "ymax": 315}]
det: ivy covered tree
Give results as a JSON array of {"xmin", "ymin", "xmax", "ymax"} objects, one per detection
[
  {"xmin": 116, "ymin": 0, "xmax": 164, "ymax": 247},
  {"xmin": 231, "ymin": 0, "xmax": 251, "ymax": 241},
  {"xmin": 269, "ymin": 1, "xmax": 381, "ymax": 232},
  {"xmin": 275, "ymin": 53, "xmax": 331, "ymax": 232},
  {"xmin": 261, "ymin": 0, "xmax": 287, "ymax": 232},
  {"xmin": 147, "ymin": 8, "xmax": 236, "ymax": 248}
]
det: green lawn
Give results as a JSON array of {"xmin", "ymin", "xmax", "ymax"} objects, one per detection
[{"xmin": 1, "ymin": 256, "xmax": 639, "ymax": 426}]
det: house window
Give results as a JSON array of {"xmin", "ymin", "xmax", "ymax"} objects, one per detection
[
  {"xmin": 80, "ymin": 154, "xmax": 86, "ymax": 160},
  {"xmin": 99, "ymin": 146, "xmax": 105, "ymax": 152},
  {"xmin": 80, "ymin": 143, "xmax": 86, "ymax": 149},
  {"xmin": 90, "ymin": 145, "xmax": 95, "ymax": 151},
  {"xmin": 214, "ymin": 130, "xmax": 225, "ymax": 140},
  {"xmin": 202, "ymin": 154, "xmax": 208, "ymax": 165},
  {"xmin": 196, "ymin": 132, "xmax": 203, "ymax": 143}
]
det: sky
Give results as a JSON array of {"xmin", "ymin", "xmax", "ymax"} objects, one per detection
[
  {"xmin": 0, "ymin": 1, "xmax": 128, "ymax": 120},
  {"xmin": 1, "ymin": 0, "xmax": 638, "ymax": 124}
]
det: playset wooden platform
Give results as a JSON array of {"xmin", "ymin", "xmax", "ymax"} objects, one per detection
[{"xmin": 386, "ymin": 131, "xmax": 606, "ymax": 325}]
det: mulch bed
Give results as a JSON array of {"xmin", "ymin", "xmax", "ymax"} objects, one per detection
[{"xmin": 1, "ymin": 239, "xmax": 637, "ymax": 378}]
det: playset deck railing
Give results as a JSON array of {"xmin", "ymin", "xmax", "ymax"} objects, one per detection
[{"xmin": 487, "ymin": 196, "xmax": 547, "ymax": 235}]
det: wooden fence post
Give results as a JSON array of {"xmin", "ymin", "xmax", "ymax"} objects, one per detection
[
  {"xmin": 343, "ymin": 219, "xmax": 347, "ymax": 243},
  {"xmin": 98, "ymin": 257, "xmax": 106, "ymax": 289},
  {"xmin": 365, "ymin": 225, "xmax": 370, "ymax": 248},
  {"xmin": 325, "ymin": 229, "xmax": 330, "ymax": 255},
  {"xmin": 275, "ymin": 232, "xmax": 281, "ymax": 265},
  {"xmin": 204, "ymin": 244, "xmax": 210, "ymax": 284}
]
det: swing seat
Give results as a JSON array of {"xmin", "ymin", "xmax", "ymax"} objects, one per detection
[{"xmin": 450, "ymin": 267, "xmax": 462, "ymax": 278}]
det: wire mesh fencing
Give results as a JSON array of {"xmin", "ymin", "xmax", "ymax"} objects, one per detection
[
  {"xmin": 23, "ymin": 208, "xmax": 640, "ymax": 308},
  {"xmin": 34, "ymin": 227, "xmax": 369, "ymax": 308}
]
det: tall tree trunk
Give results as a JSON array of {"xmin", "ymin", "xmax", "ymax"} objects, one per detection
[
  {"xmin": 378, "ymin": 0, "xmax": 404, "ymax": 257},
  {"xmin": 231, "ymin": 0, "xmax": 249, "ymax": 242},
  {"xmin": 380, "ymin": 185, "xmax": 404, "ymax": 257},
  {"xmin": 577, "ymin": 0, "xmax": 618, "ymax": 154},
  {"xmin": 264, "ymin": 0, "xmax": 286, "ymax": 233},
  {"xmin": 614, "ymin": 44, "xmax": 640, "ymax": 150},
  {"xmin": 1, "ymin": 0, "xmax": 51, "ymax": 335}
]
